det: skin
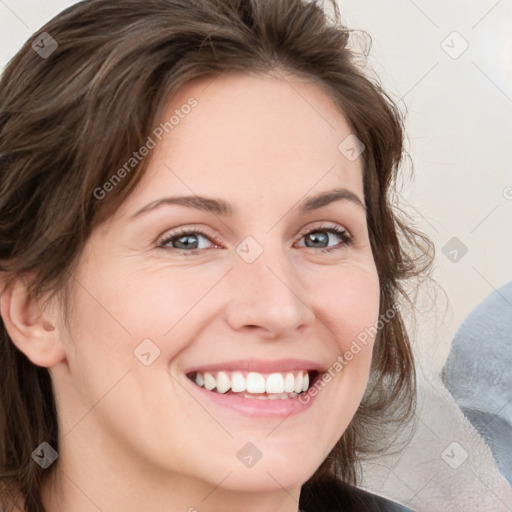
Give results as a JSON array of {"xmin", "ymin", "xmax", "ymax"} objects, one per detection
[{"xmin": 1, "ymin": 71, "xmax": 380, "ymax": 512}]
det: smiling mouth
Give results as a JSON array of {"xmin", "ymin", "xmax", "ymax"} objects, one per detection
[{"xmin": 186, "ymin": 369, "xmax": 320, "ymax": 400}]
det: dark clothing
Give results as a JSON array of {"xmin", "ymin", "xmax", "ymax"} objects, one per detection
[{"xmin": 300, "ymin": 476, "xmax": 414, "ymax": 511}]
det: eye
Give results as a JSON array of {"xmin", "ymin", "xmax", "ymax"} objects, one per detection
[
  {"xmin": 157, "ymin": 228, "xmax": 219, "ymax": 253},
  {"xmin": 296, "ymin": 223, "xmax": 353, "ymax": 253}
]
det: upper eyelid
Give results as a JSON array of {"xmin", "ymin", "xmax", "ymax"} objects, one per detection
[
  {"xmin": 295, "ymin": 224, "xmax": 351, "ymax": 244},
  {"xmin": 156, "ymin": 226, "xmax": 218, "ymax": 247}
]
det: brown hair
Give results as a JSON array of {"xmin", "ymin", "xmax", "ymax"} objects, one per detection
[{"xmin": 0, "ymin": 0, "xmax": 433, "ymax": 511}]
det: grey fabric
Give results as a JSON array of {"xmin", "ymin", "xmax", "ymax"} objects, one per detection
[{"xmin": 441, "ymin": 280, "xmax": 512, "ymax": 486}]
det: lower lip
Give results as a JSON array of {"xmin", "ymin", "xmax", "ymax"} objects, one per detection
[{"xmin": 185, "ymin": 376, "xmax": 320, "ymax": 418}]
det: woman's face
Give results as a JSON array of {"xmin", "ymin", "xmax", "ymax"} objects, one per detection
[{"xmin": 53, "ymin": 72, "xmax": 380, "ymax": 497}]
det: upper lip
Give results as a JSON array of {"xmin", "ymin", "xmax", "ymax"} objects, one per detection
[{"xmin": 184, "ymin": 358, "xmax": 326, "ymax": 375}]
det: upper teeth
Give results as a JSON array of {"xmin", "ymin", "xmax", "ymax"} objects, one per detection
[{"xmin": 192, "ymin": 370, "xmax": 310, "ymax": 394}]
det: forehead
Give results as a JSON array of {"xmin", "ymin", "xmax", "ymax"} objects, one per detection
[{"xmin": 117, "ymin": 71, "xmax": 364, "ymax": 218}]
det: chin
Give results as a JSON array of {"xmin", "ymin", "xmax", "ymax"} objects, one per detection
[
  {"xmin": 205, "ymin": 444, "xmax": 324, "ymax": 493},
  {"xmin": 216, "ymin": 465, "xmax": 312, "ymax": 494}
]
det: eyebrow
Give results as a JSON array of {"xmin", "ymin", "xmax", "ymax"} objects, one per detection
[{"xmin": 130, "ymin": 187, "xmax": 366, "ymax": 219}]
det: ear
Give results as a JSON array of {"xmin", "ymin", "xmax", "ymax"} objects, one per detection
[{"xmin": 0, "ymin": 272, "xmax": 66, "ymax": 367}]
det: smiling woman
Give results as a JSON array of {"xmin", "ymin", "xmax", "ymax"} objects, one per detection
[{"xmin": 0, "ymin": 1, "xmax": 433, "ymax": 512}]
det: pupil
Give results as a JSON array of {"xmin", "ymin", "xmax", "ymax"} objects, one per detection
[
  {"xmin": 306, "ymin": 232, "xmax": 327, "ymax": 248},
  {"xmin": 176, "ymin": 235, "xmax": 198, "ymax": 249}
]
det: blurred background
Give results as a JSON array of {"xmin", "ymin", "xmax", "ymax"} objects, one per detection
[{"xmin": 1, "ymin": 1, "xmax": 511, "ymax": 510}]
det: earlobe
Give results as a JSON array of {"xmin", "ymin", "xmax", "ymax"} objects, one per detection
[{"xmin": 0, "ymin": 274, "xmax": 66, "ymax": 368}]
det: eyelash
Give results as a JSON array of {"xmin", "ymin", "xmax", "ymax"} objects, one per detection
[{"xmin": 157, "ymin": 223, "xmax": 353, "ymax": 255}]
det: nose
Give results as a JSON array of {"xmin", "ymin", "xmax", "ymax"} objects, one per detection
[{"xmin": 222, "ymin": 247, "xmax": 315, "ymax": 340}]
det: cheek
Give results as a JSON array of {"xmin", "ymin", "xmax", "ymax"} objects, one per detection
[
  {"xmin": 296, "ymin": 266, "xmax": 380, "ymax": 453},
  {"xmin": 307, "ymin": 264, "xmax": 380, "ymax": 400},
  {"xmin": 313, "ymin": 264, "xmax": 381, "ymax": 352},
  {"xmin": 70, "ymin": 261, "xmax": 211, "ymax": 354}
]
